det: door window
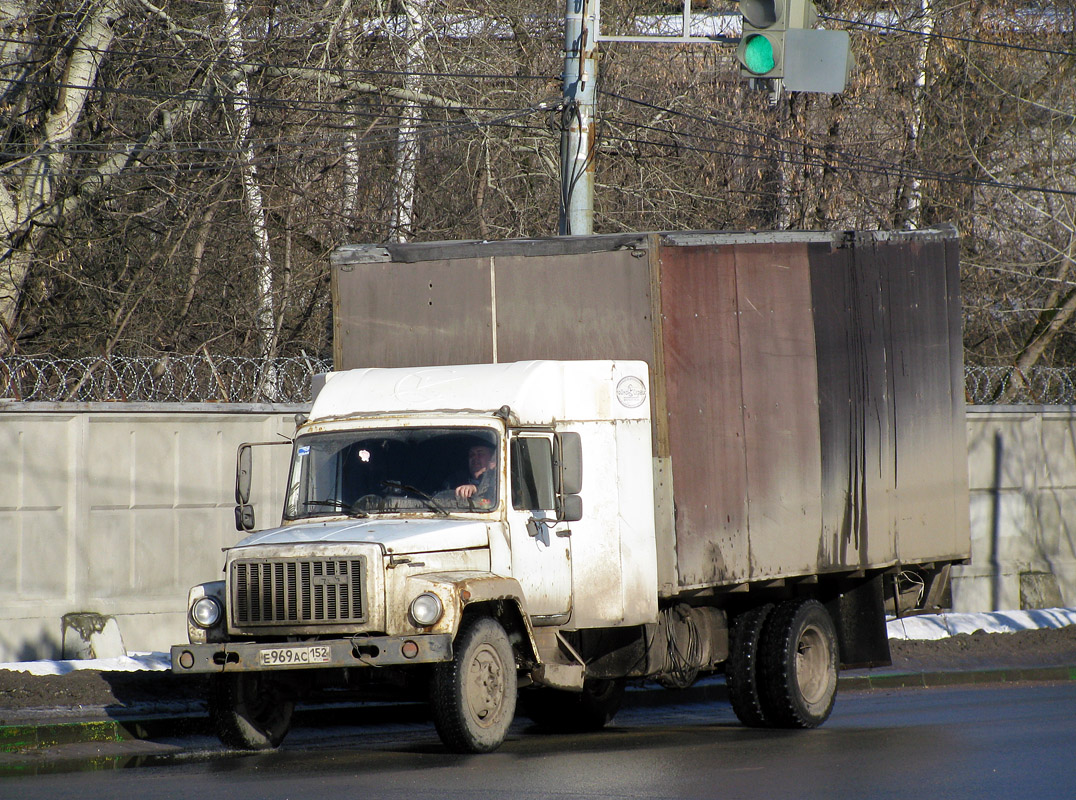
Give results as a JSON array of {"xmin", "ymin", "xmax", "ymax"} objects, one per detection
[{"xmin": 510, "ymin": 436, "xmax": 555, "ymax": 511}]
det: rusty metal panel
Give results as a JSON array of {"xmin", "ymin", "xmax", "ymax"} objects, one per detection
[
  {"xmin": 811, "ymin": 238, "xmax": 897, "ymax": 570},
  {"xmin": 657, "ymin": 244, "xmax": 749, "ymax": 586},
  {"xmin": 733, "ymin": 241, "xmax": 824, "ymax": 578},
  {"xmin": 806, "ymin": 240, "xmax": 858, "ymax": 569},
  {"xmin": 332, "ymin": 258, "xmax": 493, "ymax": 370},
  {"xmin": 852, "ymin": 237, "xmax": 899, "ymax": 567},
  {"xmin": 884, "ymin": 236, "xmax": 955, "ymax": 562},
  {"xmin": 492, "ymin": 250, "xmax": 654, "ymax": 365},
  {"xmin": 944, "ymin": 235, "xmax": 972, "ymax": 557},
  {"xmin": 808, "ymin": 229, "xmax": 968, "ymax": 573},
  {"xmin": 330, "ymin": 228, "xmax": 969, "ymax": 593}
]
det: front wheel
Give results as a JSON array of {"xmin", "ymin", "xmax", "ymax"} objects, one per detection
[
  {"xmin": 431, "ymin": 615, "xmax": 517, "ymax": 753},
  {"xmin": 758, "ymin": 599, "xmax": 839, "ymax": 728},
  {"xmin": 209, "ymin": 672, "xmax": 294, "ymax": 750}
]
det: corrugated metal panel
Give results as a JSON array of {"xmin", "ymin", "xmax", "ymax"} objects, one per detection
[
  {"xmin": 807, "ymin": 239, "xmax": 860, "ymax": 568},
  {"xmin": 330, "ymin": 228, "xmax": 970, "ymax": 591},
  {"xmin": 852, "ymin": 236, "xmax": 898, "ymax": 567},
  {"xmin": 492, "ymin": 250, "xmax": 654, "ymax": 365},
  {"xmin": 808, "ymin": 231, "xmax": 968, "ymax": 573},
  {"xmin": 332, "ymin": 258, "xmax": 494, "ymax": 370},
  {"xmin": 657, "ymin": 244, "xmax": 749, "ymax": 586},
  {"xmin": 944, "ymin": 236, "xmax": 972, "ymax": 557},
  {"xmin": 733, "ymin": 241, "xmax": 823, "ymax": 578},
  {"xmin": 813, "ymin": 236, "xmax": 898, "ymax": 569},
  {"xmin": 884, "ymin": 236, "xmax": 955, "ymax": 561}
]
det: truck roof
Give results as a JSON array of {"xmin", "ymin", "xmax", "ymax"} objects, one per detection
[{"xmin": 309, "ymin": 360, "xmax": 651, "ymax": 426}]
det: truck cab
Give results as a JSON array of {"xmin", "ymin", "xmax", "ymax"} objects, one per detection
[{"xmin": 172, "ymin": 360, "xmax": 657, "ymax": 752}]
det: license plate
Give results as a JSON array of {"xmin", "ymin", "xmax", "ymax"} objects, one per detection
[{"xmin": 258, "ymin": 645, "xmax": 332, "ymax": 667}]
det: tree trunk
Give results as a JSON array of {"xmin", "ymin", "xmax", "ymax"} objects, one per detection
[
  {"xmin": 998, "ymin": 234, "xmax": 1076, "ymax": 403},
  {"xmin": 900, "ymin": 0, "xmax": 934, "ymax": 230},
  {"xmin": 222, "ymin": 0, "xmax": 277, "ymax": 396},
  {"xmin": 390, "ymin": 0, "xmax": 429, "ymax": 243},
  {"xmin": 0, "ymin": 0, "xmax": 124, "ymax": 352}
]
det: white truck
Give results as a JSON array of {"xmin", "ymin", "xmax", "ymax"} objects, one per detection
[{"xmin": 172, "ymin": 227, "xmax": 971, "ymax": 753}]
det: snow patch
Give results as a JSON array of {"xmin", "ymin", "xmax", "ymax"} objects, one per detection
[
  {"xmin": 887, "ymin": 607, "xmax": 1076, "ymax": 640},
  {"xmin": 0, "ymin": 651, "xmax": 171, "ymax": 676}
]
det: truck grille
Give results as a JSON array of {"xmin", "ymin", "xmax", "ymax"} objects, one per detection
[{"xmin": 231, "ymin": 557, "xmax": 367, "ymax": 627}]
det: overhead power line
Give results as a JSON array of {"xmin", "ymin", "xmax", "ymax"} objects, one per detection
[
  {"xmin": 821, "ymin": 13, "xmax": 1076, "ymax": 58},
  {"xmin": 601, "ymin": 90, "xmax": 1076, "ymax": 199}
]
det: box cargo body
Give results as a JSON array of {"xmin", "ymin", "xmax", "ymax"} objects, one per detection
[
  {"xmin": 331, "ymin": 227, "xmax": 971, "ymax": 597},
  {"xmin": 171, "ymin": 227, "xmax": 973, "ymax": 753}
]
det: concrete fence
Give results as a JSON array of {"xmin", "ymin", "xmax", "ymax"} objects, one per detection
[
  {"xmin": 0, "ymin": 404, "xmax": 302, "ymax": 662},
  {"xmin": 957, "ymin": 407, "xmax": 1076, "ymax": 613},
  {"xmin": 1, "ymin": 404, "xmax": 1074, "ymax": 663}
]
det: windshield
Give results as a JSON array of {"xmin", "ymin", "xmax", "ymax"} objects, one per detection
[{"xmin": 284, "ymin": 427, "xmax": 500, "ymax": 520}]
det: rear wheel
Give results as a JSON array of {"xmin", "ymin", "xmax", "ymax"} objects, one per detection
[
  {"xmin": 209, "ymin": 672, "xmax": 294, "ymax": 750},
  {"xmin": 431, "ymin": 615, "xmax": 517, "ymax": 753},
  {"xmin": 758, "ymin": 599, "xmax": 839, "ymax": 728},
  {"xmin": 521, "ymin": 678, "xmax": 627, "ymax": 732},
  {"xmin": 725, "ymin": 603, "xmax": 774, "ymax": 727}
]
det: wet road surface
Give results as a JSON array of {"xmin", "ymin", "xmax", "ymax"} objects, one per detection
[{"xmin": 2, "ymin": 682, "xmax": 1074, "ymax": 799}]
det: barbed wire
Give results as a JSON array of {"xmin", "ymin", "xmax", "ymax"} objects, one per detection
[
  {"xmin": 1, "ymin": 355, "xmax": 1074, "ymax": 406},
  {"xmin": 964, "ymin": 365, "xmax": 1076, "ymax": 406},
  {"xmin": 0, "ymin": 354, "xmax": 331, "ymax": 404}
]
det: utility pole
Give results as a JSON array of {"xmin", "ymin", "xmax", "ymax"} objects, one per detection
[
  {"xmin": 559, "ymin": 0, "xmax": 598, "ymax": 236},
  {"xmin": 559, "ymin": 1, "xmax": 850, "ymax": 237}
]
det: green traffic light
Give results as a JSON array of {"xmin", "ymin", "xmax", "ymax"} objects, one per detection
[{"xmin": 743, "ymin": 34, "xmax": 775, "ymax": 74}]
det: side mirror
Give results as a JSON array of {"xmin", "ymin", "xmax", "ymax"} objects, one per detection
[
  {"xmin": 555, "ymin": 432, "xmax": 583, "ymax": 522},
  {"xmin": 235, "ymin": 503, "xmax": 256, "ymax": 531},
  {"xmin": 232, "ymin": 439, "xmax": 291, "ymax": 533},
  {"xmin": 555, "ymin": 432, "xmax": 582, "ymax": 495},
  {"xmin": 235, "ymin": 443, "xmax": 253, "ymax": 505},
  {"xmin": 558, "ymin": 493, "xmax": 583, "ymax": 523}
]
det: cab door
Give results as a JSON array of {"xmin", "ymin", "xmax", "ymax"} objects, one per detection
[{"xmin": 506, "ymin": 433, "xmax": 573, "ymax": 624}]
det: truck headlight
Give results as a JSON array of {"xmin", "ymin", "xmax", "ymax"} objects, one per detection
[
  {"xmin": 191, "ymin": 596, "xmax": 222, "ymax": 628},
  {"xmin": 409, "ymin": 592, "xmax": 443, "ymax": 627}
]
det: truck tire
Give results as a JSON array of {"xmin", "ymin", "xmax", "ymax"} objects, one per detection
[
  {"xmin": 758, "ymin": 599, "xmax": 839, "ymax": 728},
  {"xmin": 725, "ymin": 603, "xmax": 774, "ymax": 728},
  {"xmin": 209, "ymin": 672, "xmax": 294, "ymax": 750},
  {"xmin": 431, "ymin": 615, "xmax": 517, "ymax": 753},
  {"xmin": 520, "ymin": 678, "xmax": 626, "ymax": 732}
]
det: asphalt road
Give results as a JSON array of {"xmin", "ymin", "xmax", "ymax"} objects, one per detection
[{"xmin": 2, "ymin": 682, "xmax": 1075, "ymax": 800}]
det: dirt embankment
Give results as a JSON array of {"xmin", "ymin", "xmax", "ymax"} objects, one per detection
[{"xmin": 887, "ymin": 625, "xmax": 1076, "ymax": 672}]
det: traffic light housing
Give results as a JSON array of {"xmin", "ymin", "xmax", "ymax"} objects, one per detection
[{"xmin": 737, "ymin": 0, "xmax": 818, "ymax": 81}]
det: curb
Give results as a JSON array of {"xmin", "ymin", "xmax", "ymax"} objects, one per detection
[
  {"xmin": 2, "ymin": 664, "xmax": 1074, "ymax": 756},
  {"xmin": 838, "ymin": 664, "xmax": 1076, "ymax": 691},
  {"xmin": 0, "ymin": 714, "xmax": 208, "ymax": 755}
]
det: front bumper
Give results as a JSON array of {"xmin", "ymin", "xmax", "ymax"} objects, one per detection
[{"xmin": 171, "ymin": 634, "xmax": 453, "ymax": 674}]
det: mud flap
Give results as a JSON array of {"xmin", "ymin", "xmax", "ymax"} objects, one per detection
[{"xmin": 827, "ymin": 573, "xmax": 891, "ymax": 669}]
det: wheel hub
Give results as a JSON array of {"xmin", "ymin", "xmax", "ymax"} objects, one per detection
[
  {"xmin": 794, "ymin": 624, "xmax": 831, "ymax": 705},
  {"xmin": 466, "ymin": 643, "xmax": 505, "ymax": 727}
]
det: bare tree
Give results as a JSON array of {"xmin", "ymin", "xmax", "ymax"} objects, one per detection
[
  {"xmin": 389, "ymin": 0, "xmax": 430, "ymax": 242},
  {"xmin": 0, "ymin": 0, "xmax": 124, "ymax": 352},
  {"xmin": 1, "ymin": 0, "xmax": 1073, "ymax": 405}
]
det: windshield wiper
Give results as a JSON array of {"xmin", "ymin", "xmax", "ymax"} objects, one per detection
[
  {"xmin": 302, "ymin": 499, "xmax": 369, "ymax": 518},
  {"xmin": 380, "ymin": 480, "xmax": 449, "ymax": 516}
]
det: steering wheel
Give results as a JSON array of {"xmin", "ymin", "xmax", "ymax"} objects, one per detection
[{"xmin": 353, "ymin": 494, "xmax": 382, "ymax": 512}]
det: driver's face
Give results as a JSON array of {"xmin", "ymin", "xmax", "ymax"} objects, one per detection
[{"xmin": 468, "ymin": 445, "xmax": 495, "ymax": 477}]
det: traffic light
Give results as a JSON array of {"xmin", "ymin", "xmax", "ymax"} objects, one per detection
[
  {"xmin": 736, "ymin": 0, "xmax": 817, "ymax": 81},
  {"xmin": 737, "ymin": 0, "xmax": 852, "ymax": 93}
]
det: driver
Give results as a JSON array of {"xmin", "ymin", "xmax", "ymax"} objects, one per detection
[{"xmin": 454, "ymin": 444, "xmax": 498, "ymax": 506}]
